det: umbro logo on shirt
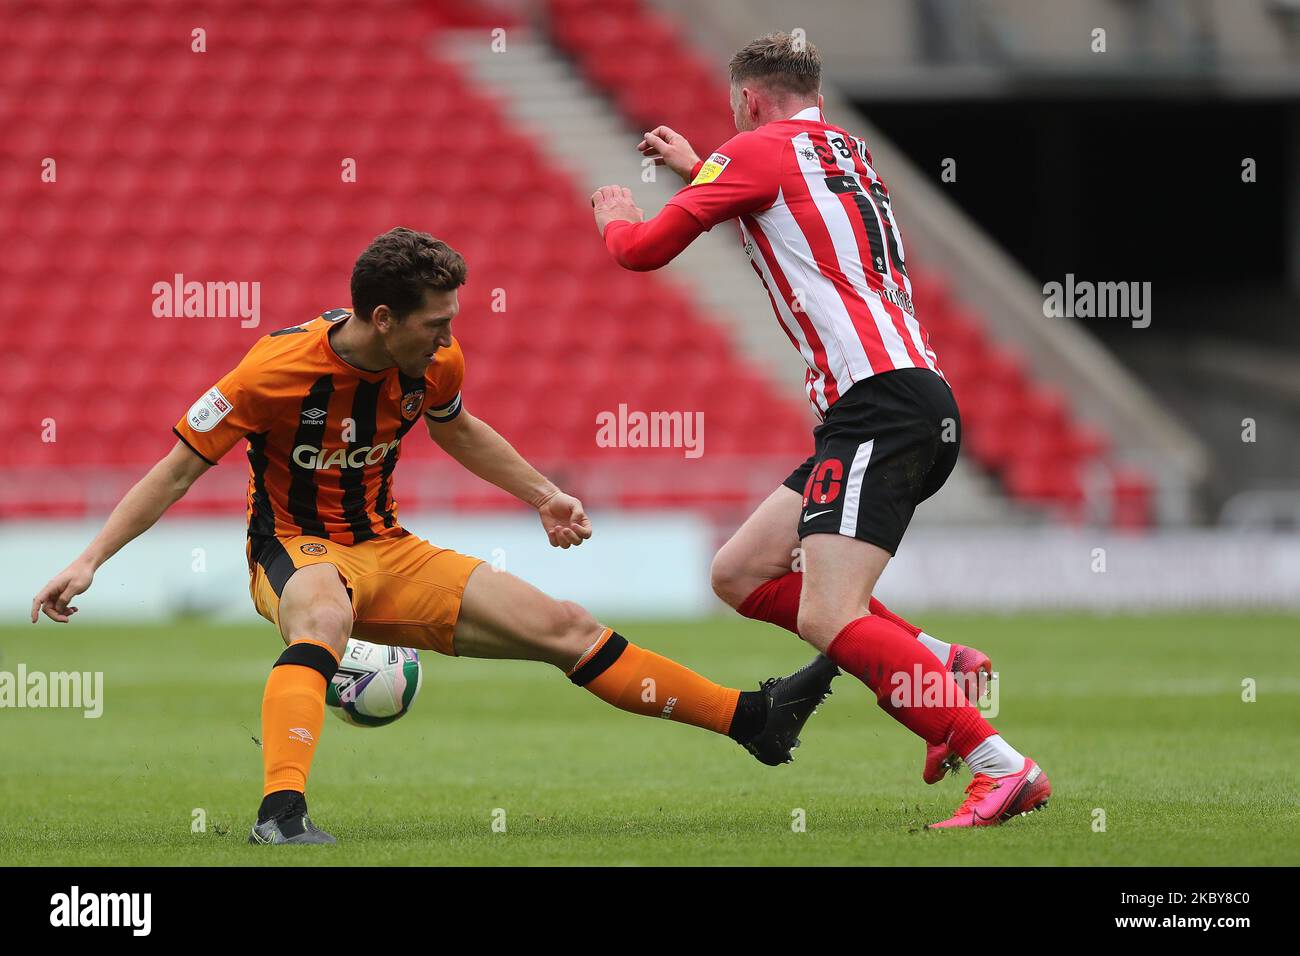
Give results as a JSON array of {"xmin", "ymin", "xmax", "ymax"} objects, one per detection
[{"xmin": 300, "ymin": 407, "xmax": 327, "ymax": 425}]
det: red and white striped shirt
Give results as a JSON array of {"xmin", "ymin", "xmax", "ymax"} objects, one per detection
[{"xmin": 665, "ymin": 107, "xmax": 942, "ymax": 417}]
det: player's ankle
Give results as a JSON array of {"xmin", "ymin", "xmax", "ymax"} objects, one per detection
[
  {"xmin": 726, "ymin": 690, "xmax": 767, "ymax": 743},
  {"xmin": 258, "ymin": 789, "xmax": 305, "ymax": 823}
]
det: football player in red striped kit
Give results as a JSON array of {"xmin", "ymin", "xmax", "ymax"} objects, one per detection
[{"xmin": 591, "ymin": 33, "xmax": 1050, "ymax": 828}]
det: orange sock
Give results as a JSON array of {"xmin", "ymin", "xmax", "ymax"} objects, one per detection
[
  {"xmin": 568, "ymin": 628, "xmax": 741, "ymax": 735},
  {"xmin": 261, "ymin": 639, "xmax": 340, "ymax": 797}
]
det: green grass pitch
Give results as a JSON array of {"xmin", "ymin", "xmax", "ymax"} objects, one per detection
[{"xmin": 1, "ymin": 613, "xmax": 1296, "ymax": 866}]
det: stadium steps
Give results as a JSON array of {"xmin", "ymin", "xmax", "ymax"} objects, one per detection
[
  {"xmin": 439, "ymin": 26, "xmax": 1025, "ymax": 528},
  {"xmin": 436, "ymin": 28, "xmax": 801, "ymax": 385}
]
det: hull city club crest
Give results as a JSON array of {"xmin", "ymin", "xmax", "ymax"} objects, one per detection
[{"xmin": 400, "ymin": 389, "xmax": 425, "ymax": 421}]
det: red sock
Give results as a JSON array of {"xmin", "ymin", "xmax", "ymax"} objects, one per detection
[
  {"xmin": 737, "ymin": 572, "xmax": 803, "ymax": 633},
  {"xmin": 867, "ymin": 595, "xmax": 921, "ymax": 638},
  {"xmin": 826, "ymin": 614, "xmax": 993, "ymax": 756},
  {"xmin": 738, "ymin": 572, "xmax": 922, "ymax": 640}
]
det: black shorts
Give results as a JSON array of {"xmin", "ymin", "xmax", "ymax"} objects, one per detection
[{"xmin": 782, "ymin": 369, "xmax": 961, "ymax": 554}]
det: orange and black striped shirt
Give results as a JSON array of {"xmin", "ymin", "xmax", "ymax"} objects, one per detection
[{"xmin": 174, "ymin": 308, "xmax": 464, "ymax": 548}]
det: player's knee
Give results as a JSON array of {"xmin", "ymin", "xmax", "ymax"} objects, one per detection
[
  {"xmin": 541, "ymin": 599, "xmax": 599, "ymax": 649},
  {"xmin": 709, "ymin": 555, "xmax": 738, "ymax": 606},
  {"xmin": 709, "ymin": 549, "xmax": 751, "ymax": 608},
  {"xmin": 561, "ymin": 600, "xmax": 600, "ymax": 642},
  {"xmin": 531, "ymin": 599, "xmax": 602, "ymax": 670},
  {"xmin": 283, "ymin": 600, "xmax": 352, "ymax": 652}
]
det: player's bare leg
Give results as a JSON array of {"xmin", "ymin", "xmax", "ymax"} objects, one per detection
[
  {"xmin": 794, "ymin": 532, "xmax": 890, "ymax": 654},
  {"xmin": 452, "ymin": 564, "xmax": 603, "ymax": 667},
  {"xmin": 454, "ymin": 562, "xmax": 834, "ymax": 764},
  {"xmin": 711, "ymin": 484, "xmax": 989, "ymax": 781},
  {"xmin": 249, "ymin": 563, "xmax": 351, "ymax": 845},
  {"xmin": 711, "ymin": 485, "xmax": 806, "ymax": 610}
]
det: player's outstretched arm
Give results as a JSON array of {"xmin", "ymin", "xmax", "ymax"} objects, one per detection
[
  {"xmin": 591, "ymin": 186, "xmax": 705, "ymax": 271},
  {"xmin": 426, "ymin": 409, "xmax": 591, "ymax": 549},
  {"xmin": 30, "ymin": 441, "xmax": 211, "ymax": 623},
  {"xmin": 600, "ymin": 129, "xmax": 775, "ymax": 272}
]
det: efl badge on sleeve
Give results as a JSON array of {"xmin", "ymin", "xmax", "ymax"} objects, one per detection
[
  {"xmin": 187, "ymin": 387, "xmax": 232, "ymax": 432},
  {"xmin": 690, "ymin": 152, "xmax": 731, "ymax": 186}
]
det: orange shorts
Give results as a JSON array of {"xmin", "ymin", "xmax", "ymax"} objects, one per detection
[{"xmin": 249, "ymin": 531, "xmax": 483, "ymax": 656}]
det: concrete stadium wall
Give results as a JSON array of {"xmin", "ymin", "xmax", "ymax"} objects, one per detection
[
  {"xmin": 5, "ymin": 516, "xmax": 1299, "ymax": 622},
  {"xmin": 5, "ymin": 513, "xmax": 715, "ymax": 624}
]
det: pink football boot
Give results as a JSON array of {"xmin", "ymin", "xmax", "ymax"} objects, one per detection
[
  {"xmin": 927, "ymin": 758, "xmax": 1051, "ymax": 828},
  {"xmin": 923, "ymin": 644, "xmax": 993, "ymax": 784}
]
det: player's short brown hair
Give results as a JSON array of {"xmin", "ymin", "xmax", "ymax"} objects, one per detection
[
  {"xmin": 728, "ymin": 32, "xmax": 822, "ymax": 97},
  {"xmin": 351, "ymin": 227, "xmax": 468, "ymax": 322}
]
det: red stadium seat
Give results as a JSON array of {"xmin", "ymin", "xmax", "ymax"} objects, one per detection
[{"xmin": 0, "ymin": 0, "xmax": 1142, "ymax": 526}]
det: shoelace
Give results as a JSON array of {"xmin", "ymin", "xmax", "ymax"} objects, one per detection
[{"xmin": 952, "ymin": 774, "xmax": 1000, "ymax": 816}]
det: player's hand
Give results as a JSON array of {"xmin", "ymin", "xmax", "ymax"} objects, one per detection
[
  {"xmin": 590, "ymin": 185, "xmax": 643, "ymax": 236},
  {"xmin": 637, "ymin": 126, "xmax": 702, "ymax": 182},
  {"xmin": 536, "ymin": 490, "xmax": 593, "ymax": 550},
  {"xmin": 31, "ymin": 559, "xmax": 95, "ymax": 623}
]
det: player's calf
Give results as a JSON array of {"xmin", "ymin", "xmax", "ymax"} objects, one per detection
[
  {"xmin": 922, "ymin": 644, "xmax": 994, "ymax": 784},
  {"xmin": 567, "ymin": 629, "xmax": 837, "ymax": 765},
  {"xmin": 566, "ymin": 627, "xmax": 753, "ymax": 737},
  {"xmin": 794, "ymin": 591, "xmax": 869, "ymax": 655},
  {"xmin": 253, "ymin": 639, "xmax": 343, "ymax": 844},
  {"xmin": 253, "ymin": 564, "xmax": 352, "ymax": 844},
  {"xmin": 456, "ymin": 565, "xmax": 832, "ymax": 763}
]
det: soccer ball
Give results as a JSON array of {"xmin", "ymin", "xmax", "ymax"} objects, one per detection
[{"xmin": 325, "ymin": 639, "xmax": 422, "ymax": 728}]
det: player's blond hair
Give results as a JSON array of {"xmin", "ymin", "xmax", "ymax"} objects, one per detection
[{"xmin": 728, "ymin": 32, "xmax": 822, "ymax": 97}]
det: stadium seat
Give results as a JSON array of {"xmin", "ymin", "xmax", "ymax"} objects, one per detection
[{"xmin": 0, "ymin": 0, "xmax": 1149, "ymax": 527}]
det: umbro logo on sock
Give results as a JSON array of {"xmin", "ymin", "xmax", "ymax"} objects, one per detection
[{"xmin": 288, "ymin": 727, "xmax": 315, "ymax": 744}]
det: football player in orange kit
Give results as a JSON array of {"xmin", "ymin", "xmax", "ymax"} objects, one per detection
[{"xmin": 31, "ymin": 228, "xmax": 838, "ymax": 844}]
